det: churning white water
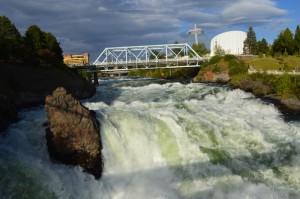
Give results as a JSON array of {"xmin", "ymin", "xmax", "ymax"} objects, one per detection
[{"xmin": 1, "ymin": 78, "xmax": 300, "ymax": 199}]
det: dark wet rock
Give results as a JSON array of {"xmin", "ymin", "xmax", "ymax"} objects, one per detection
[
  {"xmin": 44, "ymin": 87, "xmax": 103, "ymax": 179},
  {"xmin": 281, "ymin": 97, "xmax": 300, "ymax": 113},
  {"xmin": 237, "ymin": 78, "xmax": 272, "ymax": 96},
  {"xmin": 0, "ymin": 101, "xmax": 18, "ymax": 133}
]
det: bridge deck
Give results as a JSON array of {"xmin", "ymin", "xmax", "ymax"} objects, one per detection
[
  {"xmin": 71, "ymin": 59, "xmax": 206, "ymax": 72},
  {"xmin": 70, "ymin": 43, "xmax": 208, "ymax": 73}
]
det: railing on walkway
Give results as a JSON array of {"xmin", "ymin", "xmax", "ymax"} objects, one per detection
[{"xmin": 248, "ymin": 69, "xmax": 300, "ymax": 75}]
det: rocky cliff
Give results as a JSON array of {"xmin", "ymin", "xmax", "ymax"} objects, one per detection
[
  {"xmin": 0, "ymin": 64, "xmax": 96, "ymax": 133},
  {"xmin": 192, "ymin": 60, "xmax": 230, "ymax": 83},
  {"xmin": 192, "ymin": 68, "xmax": 230, "ymax": 83},
  {"xmin": 44, "ymin": 87, "xmax": 103, "ymax": 179}
]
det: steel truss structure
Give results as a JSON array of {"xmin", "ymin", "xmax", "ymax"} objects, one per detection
[{"xmin": 92, "ymin": 43, "xmax": 203, "ymax": 72}]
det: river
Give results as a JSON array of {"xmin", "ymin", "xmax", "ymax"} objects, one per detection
[{"xmin": 1, "ymin": 78, "xmax": 300, "ymax": 199}]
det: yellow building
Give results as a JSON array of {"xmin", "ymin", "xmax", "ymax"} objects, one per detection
[{"xmin": 63, "ymin": 52, "xmax": 89, "ymax": 66}]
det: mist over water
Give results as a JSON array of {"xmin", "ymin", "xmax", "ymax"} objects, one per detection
[{"xmin": 1, "ymin": 78, "xmax": 300, "ymax": 199}]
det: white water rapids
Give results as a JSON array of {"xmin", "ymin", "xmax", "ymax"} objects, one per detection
[{"xmin": 1, "ymin": 78, "xmax": 300, "ymax": 199}]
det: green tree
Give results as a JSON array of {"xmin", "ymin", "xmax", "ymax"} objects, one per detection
[
  {"xmin": 192, "ymin": 43, "xmax": 210, "ymax": 56},
  {"xmin": 272, "ymin": 28, "xmax": 295, "ymax": 56},
  {"xmin": 24, "ymin": 25, "xmax": 46, "ymax": 66},
  {"xmin": 0, "ymin": 16, "xmax": 24, "ymax": 62},
  {"xmin": 295, "ymin": 25, "xmax": 300, "ymax": 55},
  {"xmin": 44, "ymin": 32, "xmax": 63, "ymax": 63},
  {"xmin": 243, "ymin": 26, "xmax": 257, "ymax": 54},
  {"xmin": 24, "ymin": 25, "xmax": 64, "ymax": 66},
  {"xmin": 24, "ymin": 25, "xmax": 46, "ymax": 51},
  {"xmin": 257, "ymin": 38, "xmax": 270, "ymax": 55}
]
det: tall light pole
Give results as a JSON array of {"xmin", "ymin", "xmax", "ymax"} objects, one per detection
[{"xmin": 188, "ymin": 24, "xmax": 203, "ymax": 45}]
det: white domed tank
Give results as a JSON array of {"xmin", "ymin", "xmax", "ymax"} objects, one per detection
[{"xmin": 210, "ymin": 31, "xmax": 246, "ymax": 56}]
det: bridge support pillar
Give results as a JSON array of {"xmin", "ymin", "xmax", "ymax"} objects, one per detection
[
  {"xmin": 86, "ymin": 72, "xmax": 92, "ymax": 84},
  {"xmin": 93, "ymin": 72, "xmax": 99, "ymax": 85}
]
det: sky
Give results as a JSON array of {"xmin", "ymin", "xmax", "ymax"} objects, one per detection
[{"xmin": 0, "ymin": 0, "xmax": 299, "ymax": 62}]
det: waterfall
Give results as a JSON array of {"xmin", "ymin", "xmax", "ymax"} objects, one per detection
[{"xmin": 1, "ymin": 78, "xmax": 300, "ymax": 199}]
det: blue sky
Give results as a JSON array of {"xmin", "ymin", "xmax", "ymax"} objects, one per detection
[
  {"xmin": 0, "ymin": 0, "xmax": 299, "ymax": 61},
  {"xmin": 256, "ymin": 0, "xmax": 299, "ymax": 43}
]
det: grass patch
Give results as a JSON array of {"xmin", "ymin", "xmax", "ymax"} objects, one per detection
[{"xmin": 245, "ymin": 56, "xmax": 300, "ymax": 70}]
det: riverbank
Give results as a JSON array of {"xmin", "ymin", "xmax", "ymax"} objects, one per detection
[
  {"xmin": 0, "ymin": 63, "xmax": 96, "ymax": 132},
  {"xmin": 231, "ymin": 77, "xmax": 300, "ymax": 115},
  {"xmin": 192, "ymin": 55, "xmax": 300, "ymax": 116}
]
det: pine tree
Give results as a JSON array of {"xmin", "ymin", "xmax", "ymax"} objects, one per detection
[
  {"xmin": 243, "ymin": 26, "xmax": 257, "ymax": 55},
  {"xmin": 0, "ymin": 16, "xmax": 24, "ymax": 62},
  {"xmin": 272, "ymin": 28, "xmax": 295, "ymax": 55},
  {"xmin": 44, "ymin": 32, "xmax": 63, "ymax": 63},
  {"xmin": 295, "ymin": 25, "xmax": 300, "ymax": 55},
  {"xmin": 24, "ymin": 25, "xmax": 64, "ymax": 66},
  {"xmin": 24, "ymin": 25, "xmax": 46, "ymax": 51},
  {"xmin": 257, "ymin": 38, "xmax": 270, "ymax": 54}
]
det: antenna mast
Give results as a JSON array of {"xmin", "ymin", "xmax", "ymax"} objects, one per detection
[{"xmin": 188, "ymin": 24, "xmax": 203, "ymax": 45}]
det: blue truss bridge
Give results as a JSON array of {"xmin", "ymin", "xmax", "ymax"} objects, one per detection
[{"xmin": 85, "ymin": 43, "xmax": 206, "ymax": 73}]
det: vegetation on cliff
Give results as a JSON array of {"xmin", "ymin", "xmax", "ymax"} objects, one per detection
[
  {"xmin": 231, "ymin": 56, "xmax": 300, "ymax": 99},
  {"xmin": 0, "ymin": 16, "xmax": 95, "ymax": 132},
  {"xmin": 0, "ymin": 16, "xmax": 63, "ymax": 66},
  {"xmin": 193, "ymin": 55, "xmax": 247, "ymax": 83},
  {"xmin": 0, "ymin": 16, "xmax": 95, "ymax": 102}
]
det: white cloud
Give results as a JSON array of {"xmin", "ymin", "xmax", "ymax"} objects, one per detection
[{"xmin": 221, "ymin": 0, "xmax": 287, "ymax": 22}]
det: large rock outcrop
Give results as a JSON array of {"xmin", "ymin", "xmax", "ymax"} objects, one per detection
[
  {"xmin": 44, "ymin": 87, "xmax": 103, "ymax": 179},
  {"xmin": 193, "ymin": 68, "xmax": 230, "ymax": 83},
  {"xmin": 192, "ymin": 60, "xmax": 230, "ymax": 83}
]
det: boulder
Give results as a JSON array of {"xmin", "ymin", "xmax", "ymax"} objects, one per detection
[
  {"xmin": 281, "ymin": 97, "xmax": 300, "ymax": 113},
  {"xmin": 238, "ymin": 78, "xmax": 271, "ymax": 96},
  {"xmin": 44, "ymin": 87, "xmax": 103, "ymax": 179}
]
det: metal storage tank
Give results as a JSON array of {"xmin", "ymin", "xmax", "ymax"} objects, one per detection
[{"xmin": 210, "ymin": 31, "xmax": 247, "ymax": 56}]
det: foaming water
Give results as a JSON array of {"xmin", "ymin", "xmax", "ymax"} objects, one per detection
[{"xmin": 1, "ymin": 78, "xmax": 300, "ymax": 199}]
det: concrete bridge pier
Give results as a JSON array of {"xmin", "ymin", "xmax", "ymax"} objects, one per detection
[
  {"xmin": 86, "ymin": 72, "xmax": 92, "ymax": 84},
  {"xmin": 93, "ymin": 72, "xmax": 99, "ymax": 85}
]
